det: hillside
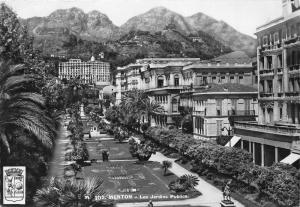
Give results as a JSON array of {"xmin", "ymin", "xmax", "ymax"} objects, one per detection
[
  {"xmin": 186, "ymin": 12, "xmax": 257, "ymax": 57},
  {"xmin": 21, "ymin": 7, "xmax": 120, "ymax": 43},
  {"xmin": 21, "ymin": 6, "xmax": 257, "ymax": 57},
  {"xmin": 120, "ymin": 7, "xmax": 195, "ymax": 35},
  {"xmin": 113, "ymin": 29, "xmax": 231, "ymax": 59}
]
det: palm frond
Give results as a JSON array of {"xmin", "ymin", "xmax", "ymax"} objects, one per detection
[
  {"xmin": 0, "ymin": 132, "xmax": 10, "ymax": 153},
  {"xmin": 2, "ymin": 75, "xmax": 35, "ymax": 92}
]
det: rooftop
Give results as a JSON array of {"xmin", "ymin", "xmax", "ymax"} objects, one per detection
[
  {"xmin": 149, "ymin": 62, "xmax": 193, "ymax": 68},
  {"xmin": 213, "ymin": 51, "xmax": 253, "ymax": 64},
  {"xmin": 256, "ymin": 7, "xmax": 300, "ymax": 33},
  {"xmin": 183, "ymin": 51, "xmax": 254, "ymax": 70},
  {"xmin": 192, "ymin": 83, "xmax": 257, "ymax": 94}
]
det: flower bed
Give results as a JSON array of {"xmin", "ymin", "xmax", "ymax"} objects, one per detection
[{"xmin": 144, "ymin": 127, "xmax": 300, "ymax": 207}]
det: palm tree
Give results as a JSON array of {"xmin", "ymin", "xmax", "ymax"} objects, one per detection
[
  {"xmin": 161, "ymin": 160, "xmax": 172, "ymax": 176},
  {"xmin": 180, "ymin": 174, "xmax": 199, "ymax": 189},
  {"xmin": 121, "ymin": 89, "xmax": 163, "ymax": 128},
  {"xmin": 34, "ymin": 177, "xmax": 113, "ymax": 207},
  {"xmin": 142, "ymin": 98, "xmax": 164, "ymax": 125},
  {"xmin": 0, "ymin": 62, "xmax": 56, "ymax": 154}
]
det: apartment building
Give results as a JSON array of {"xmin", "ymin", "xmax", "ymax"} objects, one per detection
[
  {"xmin": 115, "ymin": 54, "xmax": 258, "ymax": 134},
  {"xmin": 232, "ymin": 0, "xmax": 300, "ymax": 168},
  {"xmin": 58, "ymin": 57, "xmax": 110, "ymax": 85},
  {"xmin": 180, "ymin": 52, "xmax": 258, "ymax": 138},
  {"xmin": 115, "ymin": 58, "xmax": 201, "ymax": 125}
]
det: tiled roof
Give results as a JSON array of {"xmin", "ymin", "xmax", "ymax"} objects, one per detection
[{"xmin": 213, "ymin": 51, "xmax": 253, "ymax": 64}]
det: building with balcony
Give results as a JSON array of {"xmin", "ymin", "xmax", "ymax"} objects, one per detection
[
  {"xmin": 115, "ymin": 53, "xmax": 258, "ymax": 133},
  {"xmin": 232, "ymin": 0, "xmax": 300, "ymax": 168},
  {"xmin": 115, "ymin": 58, "xmax": 201, "ymax": 125},
  {"xmin": 115, "ymin": 63, "xmax": 148, "ymax": 104},
  {"xmin": 58, "ymin": 56, "xmax": 110, "ymax": 85},
  {"xmin": 180, "ymin": 52, "xmax": 258, "ymax": 138}
]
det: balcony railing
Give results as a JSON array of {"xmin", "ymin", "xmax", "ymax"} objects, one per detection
[
  {"xmin": 234, "ymin": 121, "xmax": 300, "ymax": 136},
  {"xmin": 146, "ymin": 85, "xmax": 184, "ymax": 91},
  {"xmin": 289, "ymin": 64, "xmax": 300, "ymax": 71},
  {"xmin": 192, "ymin": 111, "xmax": 205, "ymax": 116},
  {"xmin": 284, "ymin": 36, "xmax": 300, "ymax": 45},
  {"xmin": 228, "ymin": 110, "xmax": 255, "ymax": 116},
  {"xmin": 261, "ymin": 42, "xmax": 282, "ymax": 52},
  {"xmin": 260, "ymin": 92, "xmax": 273, "ymax": 98},
  {"xmin": 285, "ymin": 92, "xmax": 300, "ymax": 97},
  {"xmin": 260, "ymin": 69, "xmax": 274, "ymax": 76}
]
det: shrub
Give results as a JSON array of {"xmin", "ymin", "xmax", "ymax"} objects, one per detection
[
  {"xmin": 169, "ymin": 174, "xmax": 199, "ymax": 192},
  {"xmin": 206, "ymin": 172, "xmax": 215, "ymax": 180},
  {"xmin": 144, "ymin": 126, "xmax": 300, "ymax": 207},
  {"xmin": 128, "ymin": 138, "xmax": 156, "ymax": 161},
  {"xmin": 162, "ymin": 160, "xmax": 172, "ymax": 175}
]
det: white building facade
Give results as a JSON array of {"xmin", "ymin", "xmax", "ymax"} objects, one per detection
[{"xmin": 58, "ymin": 58, "xmax": 110, "ymax": 85}]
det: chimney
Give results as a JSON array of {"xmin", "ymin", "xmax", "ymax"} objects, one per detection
[{"xmin": 282, "ymin": 0, "xmax": 293, "ymax": 17}]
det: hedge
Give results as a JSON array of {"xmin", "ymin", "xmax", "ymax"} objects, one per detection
[{"xmin": 145, "ymin": 127, "xmax": 300, "ymax": 207}]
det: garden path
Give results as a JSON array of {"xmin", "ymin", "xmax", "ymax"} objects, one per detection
[
  {"xmin": 47, "ymin": 122, "xmax": 71, "ymax": 178},
  {"xmin": 116, "ymin": 152, "xmax": 244, "ymax": 207}
]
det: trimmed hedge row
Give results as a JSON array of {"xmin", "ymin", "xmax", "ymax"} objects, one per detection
[{"xmin": 145, "ymin": 127, "xmax": 300, "ymax": 207}]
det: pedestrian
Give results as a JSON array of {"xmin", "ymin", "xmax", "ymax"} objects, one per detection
[
  {"xmin": 102, "ymin": 151, "xmax": 106, "ymax": 162},
  {"xmin": 148, "ymin": 200, "xmax": 153, "ymax": 207},
  {"xmin": 106, "ymin": 150, "xmax": 110, "ymax": 161}
]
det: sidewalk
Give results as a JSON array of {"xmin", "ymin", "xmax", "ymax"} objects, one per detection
[
  {"xmin": 47, "ymin": 124, "xmax": 70, "ymax": 178},
  {"xmin": 116, "ymin": 152, "xmax": 244, "ymax": 207}
]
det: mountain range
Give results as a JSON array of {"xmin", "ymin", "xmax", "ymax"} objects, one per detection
[{"xmin": 21, "ymin": 6, "xmax": 257, "ymax": 57}]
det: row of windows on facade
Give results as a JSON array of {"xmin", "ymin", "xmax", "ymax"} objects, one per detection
[
  {"xmin": 60, "ymin": 76, "xmax": 110, "ymax": 80},
  {"xmin": 155, "ymin": 76, "xmax": 246, "ymax": 87},
  {"xmin": 260, "ymin": 78, "xmax": 300, "ymax": 93},
  {"xmin": 259, "ymin": 22, "xmax": 300, "ymax": 46},
  {"xmin": 59, "ymin": 63, "xmax": 109, "ymax": 66},
  {"xmin": 59, "ymin": 75, "xmax": 109, "ymax": 78},
  {"xmin": 260, "ymin": 50, "xmax": 300, "ymax": 70},
  {"xmin": 59, "ymin": 70, "xmax": 109, "ymax": 74}
]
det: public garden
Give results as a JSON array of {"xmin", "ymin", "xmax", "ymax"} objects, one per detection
[{"xmin": 0, "ymin": 3, "xmax": 299, "ymax": 207}]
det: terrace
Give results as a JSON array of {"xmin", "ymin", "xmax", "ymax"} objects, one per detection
[{"xmin": 234, "ymin": 121, "xmax": 300, "ymax": 136}]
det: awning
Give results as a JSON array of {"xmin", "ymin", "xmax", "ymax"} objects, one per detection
[
  {"xmin": 225, "ymin": 136, "xmax": 241, "ymax": 147},
  {"xmin": 280, "ymin": 153, "xmax": 300, "ymax": 164}
]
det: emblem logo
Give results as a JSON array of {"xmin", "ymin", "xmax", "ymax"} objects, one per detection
[{"xmin": 3, "ymin": 166, "xmax": 26, "ymax": 204}]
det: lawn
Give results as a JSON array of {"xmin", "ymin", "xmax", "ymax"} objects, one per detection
[
  {"xmin": 86, "ymin": 140, "xmax": 133, "ymax": 161},
  {"xmin": 81, "ymin": 160, "xmax": 198, "ymax": 203}
]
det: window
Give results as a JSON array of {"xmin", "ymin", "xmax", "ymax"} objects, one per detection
[
  {"xmin": 216, "ymin": 99, "xmax": 222, "ymax": 116},
  {"xmin": 274, "ymin": 32, "xmax": 279, "ymax": 43},
  {"xmin": 212, "ymin": 76, "xmax": 217, "ymax": 83},
  {"xmin": 172, "ymin": 98, "xmax": 178, "ymax": 112},
  {"xmin": 174, "ymin": 74, "xmax": 179, "ymax": 86},
  {"xmin": 221, "ymin": 76, "xmax": 226, "ymax": 83},
  {"xmin": 202, "ymin": 76, "xmax": 207, "ymax": 85},
  {"xmin": 263, "ymin": 36, "xmax": 268, "ymax": 46},
  {"xmin": 157, "ymin": 76, "xmax": 164, "ymax": 88},
  {"xmin": 280, "ymin": 108, "xmax": 283, "ymax": 119}
]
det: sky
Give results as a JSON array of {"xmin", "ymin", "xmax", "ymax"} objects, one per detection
[{"xmin": 2, "ymin": 0, "xmax": 282, "ymax": 37}]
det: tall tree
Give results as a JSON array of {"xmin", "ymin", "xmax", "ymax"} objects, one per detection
[
  {"xmin": 0, "ymin": 3, "xmax": 33, "ymax": 62},
  {"xmin": 0, "ymin": 63, "xmax": 56, "ymax": 154},
  {"xmin": 121, "ymin": 89, "xmax": 163, "ymax": 127}
]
